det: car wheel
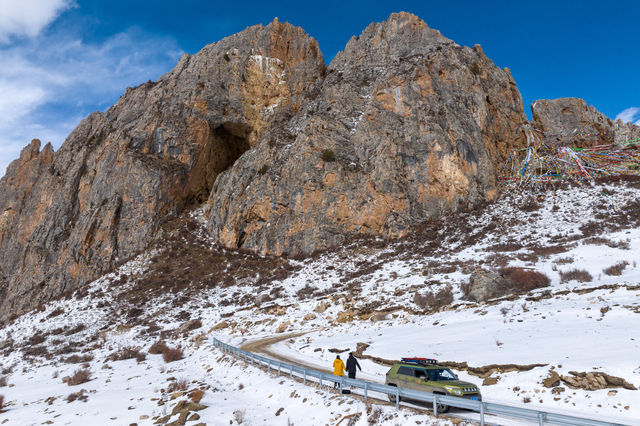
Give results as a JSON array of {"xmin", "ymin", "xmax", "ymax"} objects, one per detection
[
  {"xmin": 433, "ymin": 393, "xmax": 450, "ymax": 413},
  {"xmin": 387, "ymin": 384, "xmax": 400, "ymax": 402}
]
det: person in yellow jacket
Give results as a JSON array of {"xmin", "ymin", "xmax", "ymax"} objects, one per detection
[{"xmin": 332, "ymin": 355, "xmax": 345, "ymax": 388}]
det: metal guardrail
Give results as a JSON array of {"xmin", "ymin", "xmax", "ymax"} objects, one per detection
[{"xmin": 212, "ymin": 338, "xmax": 629, "ymax": 426}]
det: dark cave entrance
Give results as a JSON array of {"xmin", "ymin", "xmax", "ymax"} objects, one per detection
[{"xmin": 187, "ymin": 122, "xmax": 251, "ymax": 206}]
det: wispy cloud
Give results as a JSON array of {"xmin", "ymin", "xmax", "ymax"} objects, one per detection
[
  {"xmin": 0, "ymin": 0, "xmax": 73, "ymax": 43},
  {"xmin": 615, "ymin": 107, "xmax": 640, "ymax": 126},
  {"xmin": 0, "ymin": 24, "xmax": 183, "ymax": 177}
]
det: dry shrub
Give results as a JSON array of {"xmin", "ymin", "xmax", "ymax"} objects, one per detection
[
  {"xmin": 136, "ymin": 351, "xmax": 147, "ymax": 362},
  {"xmin": 413, "ymin": 285, "xmax": 454, "ymax": 311},
  {"xmin": 603, "ymin": 261, "xmax": 629, "ymax": 276},
  {"xmin": 67, "ymin": 368, "xmax": 91, "ymax": 386},
  {"xmin": 63, "ymin": 354, "xmax": 94, "ymax": 364},
  {"xmin": 162, "ymin": 345, "xmax": 183, "ymax": 363},
  {"xmin": 367, "ymin": 405, "xmax": 383, "ymax": 424},
  {"xmin": 559, "ymin": 269, "xmax": 593, "ymax": 283},
  {"xmin": 0, "ymin": 394, "xmax": 3, "ymax": 410},
  {"xmin": 107, "ymin": 347, "xmax": 142, "ymax": 362},
  {"xmin": 296, "ymin": 285, "xmax": 317, "ymax": 300},
  {"xmin": 23, "ymin": 346, "xmax": 48, "ymax": 358},
  {"xmin": 149, "ymin": 340, "xmax": 168, "ymax": 355},
  {"xmin": 233, "ymin": 409, "xmax": 246, "ymax": 424},
  {"xmin": 553, "ymin": 256, "xmax": 574, "ymax": 265},
  {"xmin": 189, "ymin": 389, "xmax": 205, "ymax": 403},
  {"xmin": 47, "ymin": 307, "xmax": 64, "ymax": 318},
  {"xmin": 167, "ymin": 378, "xmax": 189, "ymax": 392},
  {"xmin": 500, "ymin": 267, "xmax": 551, "ymax": 293},
  {"xmin": 64, "ymin": 324, "xmax": 86, "ymax": 336},
  {"xmin": 28, "ymin": 333, "xmax": 46, "ymax": 345},
  {"xmin": 0, "ymin": 376, "xmax": 6, "ymax": 387}
]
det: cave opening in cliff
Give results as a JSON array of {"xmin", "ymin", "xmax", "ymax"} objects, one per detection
[{"xmin": 187, "ymin": 122, "xmax": 251, "ymax": 206}]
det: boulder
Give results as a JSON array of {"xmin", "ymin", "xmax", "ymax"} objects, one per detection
[
  {"xmin": 532, "ymin": 98, "xmax": 640, "ymax": 148},
  {"xmin": 466, "ymin": 269, "xmax": 509, "ymax": 302}
]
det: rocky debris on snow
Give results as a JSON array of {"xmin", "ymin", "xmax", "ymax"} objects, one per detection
[
  {"xmin": 561, "ymin": 371, "xmax": 637, "ymax": 391},
  {"xmin": 442, "ymin": 361, "xmax": 547, "ymax": 378},
  {"xmin": 543, "ymin": 368, "xmax": 637, "ymax": 391},
  {"xmin": 532, "ymin": 97, "xmax": 640, "ymax": 148}
]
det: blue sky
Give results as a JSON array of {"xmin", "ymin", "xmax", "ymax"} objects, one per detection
[{"xmin": 1, "ymin": 0, "xmax": 639, "ymax": 176}]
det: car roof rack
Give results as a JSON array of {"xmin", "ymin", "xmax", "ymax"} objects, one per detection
[{"xmin": 401, "ymin": 357, "xmax": 438, "ymax": 366}]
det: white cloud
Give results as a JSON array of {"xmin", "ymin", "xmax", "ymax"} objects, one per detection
[
  {"xmin": 0, "ymin": 28, "xmax": 183, "ymax": 178},
  {"xmin": 0, "ymin": 0, "xmax": 72, "ymax": 43},
  {"xmin": 615, "ymin": 107, "xmax": 640, "ymax": 126}
]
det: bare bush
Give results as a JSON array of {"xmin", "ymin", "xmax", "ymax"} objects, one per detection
[
  {"xmin": 413, "ymin": 285, "xmax": 454, "ymax": 311},
  {"xmin": 0, "ymin": 394, "xmax": 4, "ymax": 410},
  {"xmin": 367, "ymin": 405, "xmax": 384, "ymax": 424},
  {"xmin": 28, "ymin": 333, "xmax": 46, "ymax": 345},
  {"xmin": 136, "ymin": 352, "xmax": 146, "ymax": 363},
  {"xmin": 63, "ymin": 354, "xmax": 94, "ymax": 364},
  {"xmin": 149, "ymin": 340, "xmax": 168, "ymax": 355},
  {"xmin": 162, "ymin": 345, "xmax": 183, "ymax": 363},
  {"xmin": 0, "ymin": 376, "xmax": 6, "ymax": 387},
  {"xmin": 167, "ymin": 378, "xmax": 189, "ymax": 392},
  {"xmin": 233, "ymin": 409, "xmax": 246, "ymax": 424},
  {"xmin": 107, "ymin": 347, "xmax": 142, "ymax": 362},
  {"xmin": 603, "ymin": 261, "xmax": 629, "ymax": 276},
  {"xmin": 501, "ymin": 267, "xmax": 550, "ymax": 292},
  {"xmin": 559, "ymin": 269, "xmax": 593, "ymax": 283},
  {"xmin": 66, "ymin": 368, "xmax": 91, "ymax": 386},
  {"xmin": 553, "ymin": 256, "xmax": 574, "ymax": 265}
]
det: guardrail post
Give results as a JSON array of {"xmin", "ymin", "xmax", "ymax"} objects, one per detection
[
  {"xmin": 537, "ymin": 412, "xmax": 545, "ymax": 426},
  {"xmin": 433, "ymin": 395, "xmax": 438, "ymax": 416},
  {"xmin": 395, "ymin": 388, "xmax": 399, "ymax": 409},
  {"xmin": 480, "ymin": 402, "xmax": 485, "ymax": 426},
  {"xmin": 278, "ymin": 364, "xmax": 281, "ymax": 375},
  {"xmin": 303, "ymin": 370, "xmax": 307, "ymax": 385},
  {"xmin": 364, "ymin": 382, "xmax": 368, "ymax": 401},
  {"xmin": 289, "ymin": 365, "xmax": 293, "ymax": 378},
  {"xmin": 319, "ymin": 375, "xmax": 323, "ymax": 388}
]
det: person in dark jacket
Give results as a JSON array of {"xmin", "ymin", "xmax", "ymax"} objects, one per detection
[{"xmin": 345, "ymin": 352, "xmax": 361, "ymax": 379}]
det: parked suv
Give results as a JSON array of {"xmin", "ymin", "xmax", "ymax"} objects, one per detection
[{"xmin": 385, "ymin": 358, "xmax": 481, "ymax": 412}]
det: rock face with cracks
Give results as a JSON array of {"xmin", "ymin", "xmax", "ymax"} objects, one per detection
[
  {"xmin": 0, "ymin": 19, "xmax": 324, "ymax": 320},
  {"xmin": 531, "ymin": 97, "xmax": 640, "ymax": 147},
  {"xmin": 2, "ymin": 13, "xmax": 622, "ymax": 320},
  {"xmin": 207, "ymin": 12, "xmax": 529, "ymax": 255}
]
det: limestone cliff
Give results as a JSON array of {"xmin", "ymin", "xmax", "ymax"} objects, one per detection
[
  {"xmin": 6, "ymin": 13, "xmax": 623, "ymax": 321},
  {"xmin": 0, "ymin": 19, "xmax": 324, "ymax": 319},
  {"xmin": 206, "ymin": 12, "xmax": 529, "ymax": 255}
]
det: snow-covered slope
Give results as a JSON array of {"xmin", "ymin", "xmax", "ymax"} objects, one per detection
[{"xmin": 1, "ymin": 179, "xmax": 640, "ymax": 425}]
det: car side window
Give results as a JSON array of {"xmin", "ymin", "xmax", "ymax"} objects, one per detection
[
  {"xmin": 414, "ymin": 369, "xmax": 426, "ymax": 378},
  {"xmin": 397, "ymin": 366, "xmax": 413, "ymax": 376}
]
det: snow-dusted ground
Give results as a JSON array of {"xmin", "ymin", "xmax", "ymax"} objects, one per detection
[{"xmin": 1, "ymin": 181, "xmax": 640, "ymax": 425}]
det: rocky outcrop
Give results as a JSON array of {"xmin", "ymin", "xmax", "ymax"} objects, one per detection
[
  {"xmin": 2, "ymin": 13, "xmax": 551, "ymax": 320},
  {"xmin": 207, "ymin": 12, "xmax": 529, "ymax": 255},
  {"xmin": 531, "ymin": 97, "xmax": 640, "ymax": 147},
  {"xmin": 0, "ymin": 19, "xmax": 324, "ymax": 320}
]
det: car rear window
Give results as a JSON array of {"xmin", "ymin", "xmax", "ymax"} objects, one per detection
[{"xmin": 397, "ymin": 366, "xmax": 414, "ymax": 376}]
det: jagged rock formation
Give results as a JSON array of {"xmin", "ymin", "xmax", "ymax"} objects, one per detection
[
  {"xmin": 0, "ymin": 19, "xmax": 324, "ymax": 319},
  {"xmin": 532, "ymin": 97, "xmax": 640, "ymax": 147},
  {"xmin": 3, "ymin": 12, "xmax": 628, "ymax": 320},
  {"xmin": 207, "ymin": 12, "xmax": 529, "ymax": 255}
]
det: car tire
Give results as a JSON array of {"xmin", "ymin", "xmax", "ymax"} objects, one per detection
[
  {"xmin": 387, "ymin": 384, "xmax": 400, "ymax": 403},
  {"xmin": 433, "ymin": 393, "xmax": 450, "ymax": 413}
]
